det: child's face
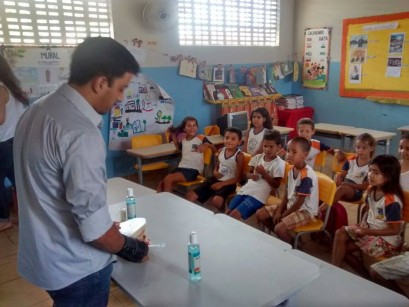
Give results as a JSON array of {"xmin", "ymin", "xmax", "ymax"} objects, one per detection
[
  {"xmin": 251, "ymin": 112, "xmax": 265, "ymax": 128},
  {"xmin": 355, "ymin": 140, "xmax": 374, "ymax": 158},
  {"xmin": 297, "ymin": 124, "xmax": 315, "ymax": 140},
  {"xmin": 184, "ymin": 120, "xmax": 198, "ymax": 136},
  {"xmin": 367, "ymin": 164, "xmax": 386, "ymax": 188},
  {"xmin": 285, "ymin": 141, "xmax": 308, "ymax": 166},
  {"xmin": 224, "ymin": 131, "xmax": 241, "ymax": 150},
  {"xmin": 262, "ymin": 140, "xmax": 281, "ymax": 158},
  {"xmin": 399, "ymin": 138, "xmax": 409, "ymax": 161}
]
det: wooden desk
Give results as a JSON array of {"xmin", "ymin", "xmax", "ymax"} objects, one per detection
[
  {"xmin": 110, "ymin": 193, "xmax": 319, "ymax": 307},
  {"xmin": 274, "ymin": 125, "xmax": 294, "ymax": 144},
  {"xmin": 398, "ymin": 125, "xmax": 409, "ymax": 136},
  {"xmin": 286, "ymin": 250, "xmax": 408, "ymax": 306},
  {"xmin": 126, "ymin": 143, "xmax": 179, "ymax": 185},
  {"xmin": 341, "ymin": 128, "xmax": 396, "ymax": 154},
  {"xmin": 314, "ymin": 123, "xmax": 356, "ymax": 149}
]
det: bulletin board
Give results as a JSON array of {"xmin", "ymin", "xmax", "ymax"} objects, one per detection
[{"xmin": 340, "ymin": 12, "xmax": 409, "ymax": 102}]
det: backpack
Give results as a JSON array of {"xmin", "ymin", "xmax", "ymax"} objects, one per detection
[{"xmin": 325, "ymin": 202, "xmax": 348, "ymax": 237}]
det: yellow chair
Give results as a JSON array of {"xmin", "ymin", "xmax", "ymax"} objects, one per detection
[
  {"xmin": 175, "ymin": 147, "xmax": 213, "ymax": 193},
  {"xmin": 314, "ymin": 150, "xmax": 326, "ymax": 172},
  {"xmin": 331, "ymin": 151, "xmax": 356, "ymax": 179},
  {"xmin": 293, "ymin": 171, "xmax": 337, "ymax": 249},
  {"xmin": 131, "ymin": 134, "xmax": 169, "ymax": 182},
  {"xmin": 204, "ymin": 125, "xmax": 221, "ymax": 136},
  {"xmin": 265, "ymin": 162, "xmax": 291, "ymax": 207}
]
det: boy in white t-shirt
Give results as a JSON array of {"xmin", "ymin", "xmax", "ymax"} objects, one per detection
[
  {"xmin": 226, "ymin": 130, "xmax": 285, "ymax": 220},
  {"xmin": 257, "ymin": 136, "xmax": 319, "ymax": 244}
]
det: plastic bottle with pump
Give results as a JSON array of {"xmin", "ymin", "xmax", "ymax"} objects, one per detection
[
  {"xmin": 126, "ymin": 188, "xmax": 136, "ymax": 219},
  {"xmin": 188, "ymin": 231, "xmax": 202, "ymax": 282}
]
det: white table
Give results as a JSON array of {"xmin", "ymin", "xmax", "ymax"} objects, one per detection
[
  {"xmin": 314, "ymin": 123, "xmax": 355, "ymax": 149},
  {"xmin": 341, "ymin": 127, "xmax": 396, "ymax": 154},
  {"xmin": 214, "ymin": 213, "xmax": 292, "ymax": 251},
  {"xmin": 398, "ymin": 125, "xmax": 409, "ymax": 136},
  {"xmin": 286, "ymin": 250, "xmax": 408, "ymax": 306},
  {"xmin": 107, "ymin": 177, "xmax": 155, "ymax": 205},
  {"xmin": 110, "ymin": 193, "xmax": 319, "ymax": 307}
]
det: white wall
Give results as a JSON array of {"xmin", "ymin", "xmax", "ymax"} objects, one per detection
[
  {"xmin": 111, "ymin": 0, "xmax": 295, "ymax": 67},
  {"xmin": 294, "ymin": 0, "xmax": 409, "ymax": 62}
]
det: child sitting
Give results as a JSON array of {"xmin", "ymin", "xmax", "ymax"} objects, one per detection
[
  {"xmin": 157, "ymin": 116, "xmax": 215, "ymax": 192},
  {"xmin": 278, "ymin": 118, "xmax": 334, "ymax": 167},
  {"xmin": 226, "ymin": 130, "xmax": 285, "ymax": 220},
  {"xmin": 257, "ymin": 136, "xmax": 319, "ymax": 244},
  {"xmin": 399, "ymin": 134, "xmax": 409, "ymax": 191},
  {"xmin": 186, "ymin": 127, "xmax": 244, "ymax": 211},
  {"xmin": 332, "ymin": 155, "xmax": 404, "ymax": 277},
  {"xmin": 243, "ymin": 107, "xmax": 273, "ymax": 156}
]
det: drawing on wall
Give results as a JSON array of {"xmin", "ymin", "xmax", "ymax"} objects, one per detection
[
  {"xmin": 349, "ymin": 34, "xmax": 368, "ymax": 49},
  {"xmin": 349, "ymin": 64, "xmax": 362, "ymax": 83},
  {"xmin": 179, "ymin": 59, "xmax": 198, "ymax": 78},
  {"xmin": 302, "ymin": 27, "xmax": 331, "ymax": 90},
  {"xmin": 213, "ymin": 64, "xmax": 225, "ymax": 82},
  {"xmin": 386, "ymin": 56, "xmax": 402, "ymax": 77},
  {"xmin": 109, "ymin": 73, "xmax": 175, "ymax": 150}
]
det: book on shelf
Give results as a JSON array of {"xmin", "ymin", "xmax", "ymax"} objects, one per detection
[
  {"xmin": 204, "ymin": 83, "xmax": 217, "ymax": 101},
  {"xmin": 248, "ymin": 85, "xmax": 264, "ymax": 97},
  {"xmin": 239, "ymin": 85, "xmax": 252, "ymax": 97},
  {"xmin": 260, "ymin": 83, "xmax": 278, "ymax": 95},
  {"xmin": 226, "ymin": 84, "xmax": 244, "ymax": 98},
  {"xmin": 216, "ymin": 84, "xmax": 234, "ymax": 99}
]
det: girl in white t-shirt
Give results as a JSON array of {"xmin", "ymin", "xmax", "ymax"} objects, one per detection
[
  {"xmin": 399, "ymin": 134, "xmax": 409, "ymax": 191},
  {"xmin": 0, "ymin": 54, "xmax": 28, "ymax": 232},
  {"xmin": 243, "ymin": 107, "xmax": 273, "ymax": 156},
  {"xmin": 332, "ymin": 155, "xmax": 404, "ymax": 276},
  {"xmin": 157, "ymin": 116, "xmax": 215, "ymax": 192}
]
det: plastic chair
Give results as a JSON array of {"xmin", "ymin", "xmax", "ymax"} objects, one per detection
[
  {"xmin": 265, "ymin": 162, "xmax": 291, "ymax": 207},
  {"xmin": 175, "ymin": 147, "xmax": 213, "ymax": 193},
  {"xmin": 293, "ymin": 171, "xmax": 337, "ymax": 249},
  {"xmin": 331, "ymin": 151, "xmax": 356, "ymax": 179},
  {"xmin": 314, "ymin": 150, "xmax": 326, "ymax": 172},
  {"xmin": 131, "ymin": 134, "xmax": 169, "ymax": 180},
  {"xmin": 204, "ymin": 125, "xmax": 221, "ymax": 136}
]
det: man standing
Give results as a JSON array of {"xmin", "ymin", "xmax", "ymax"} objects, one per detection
[{"xmin": 13, "ymin": 37, "xmax": 149, "ymax": 306}]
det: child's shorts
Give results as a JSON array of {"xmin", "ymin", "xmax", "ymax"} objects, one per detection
[
  {"xmin": 371, "ymin": 252, "xmax": 409, "ymax": 280},
  {"xmin": 171, "ymin": 167, "xmax": 199, "ymax": 181},
  {"xmin": 281, "ymin": 210, "xmax": 314, "ymax": 231},
  {"xmin": 344, "ymin": 225, "xmax": 401, "ymax": 258},
  {"xmin": 350, "ymin": 189, "xmax": 363, "ymax": 201},
  {"xmin": 194, "ymin": 177, "xmax": 237, "ymax": 203},
  {"xmin": 228, "ymin": 194, "xmax": 263, "ymax": 220}
]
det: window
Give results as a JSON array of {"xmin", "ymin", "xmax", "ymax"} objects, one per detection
[
  {"xmin": 0, "ymin": 0, "xmax": 113, "ymax": 45},
  {"xmin": 178, "ymin": 0, "xmax": 280, "ymax": 47}
]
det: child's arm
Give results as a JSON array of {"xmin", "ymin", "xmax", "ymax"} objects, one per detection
[
  {"xmin": 354, "ymin": 222, "xmax": 401, "ymax": 237},
  {"xmin": 212, "ymin": 149, "xmax": 222, "ymax": 179},
  {"xmin": 199, "ymin": 139, "xmax": 217, "ymax": 153},
  {"xmin": 242, "ymin": 130, "xmax": 249, "ymax": 153},
  {"xmin": 340, "ymin": 178, "xmax": 369, "ymax": 191},
  {"xmin": 255, "ymin": 164, "xmax": 282, "ymax": 189},
  {"xmin": 246, "ymin": 166, "xmax": 259, "ymax": 181},
  {"xmin": 273, "ymin": 193, "xmax": 289, "ymax": 224},
  {"xmin": 281, "ymin": 194, "xmax": 307, "ymax": 218},
  {"xmin": 211, "ymin": 152, "xmax": 244, "ymax": 190}
]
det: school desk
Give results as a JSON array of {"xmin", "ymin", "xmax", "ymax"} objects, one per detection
[
  {"xmin": 277, "ymin": 107, "xmax": 314, "ymax": 139},
  {"xmin": 341, "ymin": 127, "xmax": 396, "ymax": 154},
  {"xmin": 398, "ymin": 125, "xmax": 409, "ymax": 136},
  {"xmin": 274, "ymin": 125, "xmax": 294, "ymax": 144},
  {"xmin": 108, "ymin": 192, "xmax": 319, "ymax": 307},
  {"xmin": 286, "ymin": 250, "xmax": 408, "ymax": 306},
  {"xmin": 314, "ymin": 123, "xmax": 356, "ymax": 149},
  {"xmin": 107, "ymin": 177, "xmax": 155, "ymax": 205}
]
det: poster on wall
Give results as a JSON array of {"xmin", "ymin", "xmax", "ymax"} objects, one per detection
[
  {"xmin": 108, "ymin": 73, "xmax": 175, "ymax": 150},
  {"xmin": 302, "ymin": 27, "xmax": 331, "ymax": 90},
  {"xmin": 2, "ymin": 45, "xmax": 74, "ymax": 100}
]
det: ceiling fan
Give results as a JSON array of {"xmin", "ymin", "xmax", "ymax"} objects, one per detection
[{"xmin": 142, "ymin": 0, "xmax": 178, "ymax": 31}]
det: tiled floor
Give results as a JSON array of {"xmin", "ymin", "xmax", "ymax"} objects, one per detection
[{"xmin": 1, "ymin": 155, "xmax": 407, "ymax": 306}]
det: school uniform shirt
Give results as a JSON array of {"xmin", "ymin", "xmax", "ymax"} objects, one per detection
[
  {"xmin": 366, "ymin": 189, "xmax": 403, "ymax": 247},
  {"xmin": 342, "ymin": 155, "xmax": 369, "ymax": 184},
  {"xmin": 400, "ymin": 170, "xmax": 409, "ymax": 191},
  {"xmin": 238, "ymin": 154, "xmax": 285, "ymax": 203},
  {"xmin": 178, "ymin": 135, "xmax": 211, "ymax": 175},
  {"xmin": 247, "ymin": 127, "xmax": 267, "ymax": 156},
  {"xmin": 217, "ymin": 147, "xmax": 241, "ymax": 181},
  {"xmin": 286, "ymin": 165, "xmax": 319, "ymax": 217},
  {"xmin": 305, "ymin": 139, "xmax": 330, "ymax": 167}
]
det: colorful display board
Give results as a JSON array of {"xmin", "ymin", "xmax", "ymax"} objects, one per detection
[{"xmin": 340, "ymin": 12, "xmax": 409, "ymax": 103}]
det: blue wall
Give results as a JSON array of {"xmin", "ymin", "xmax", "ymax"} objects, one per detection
[
  {"xmin": 103, "ymin": 66, "xmax": 293, "ymax": 178},
  {"xmin": 292, "ymin": 62, "xmax": 409, "ymax": 155}
]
